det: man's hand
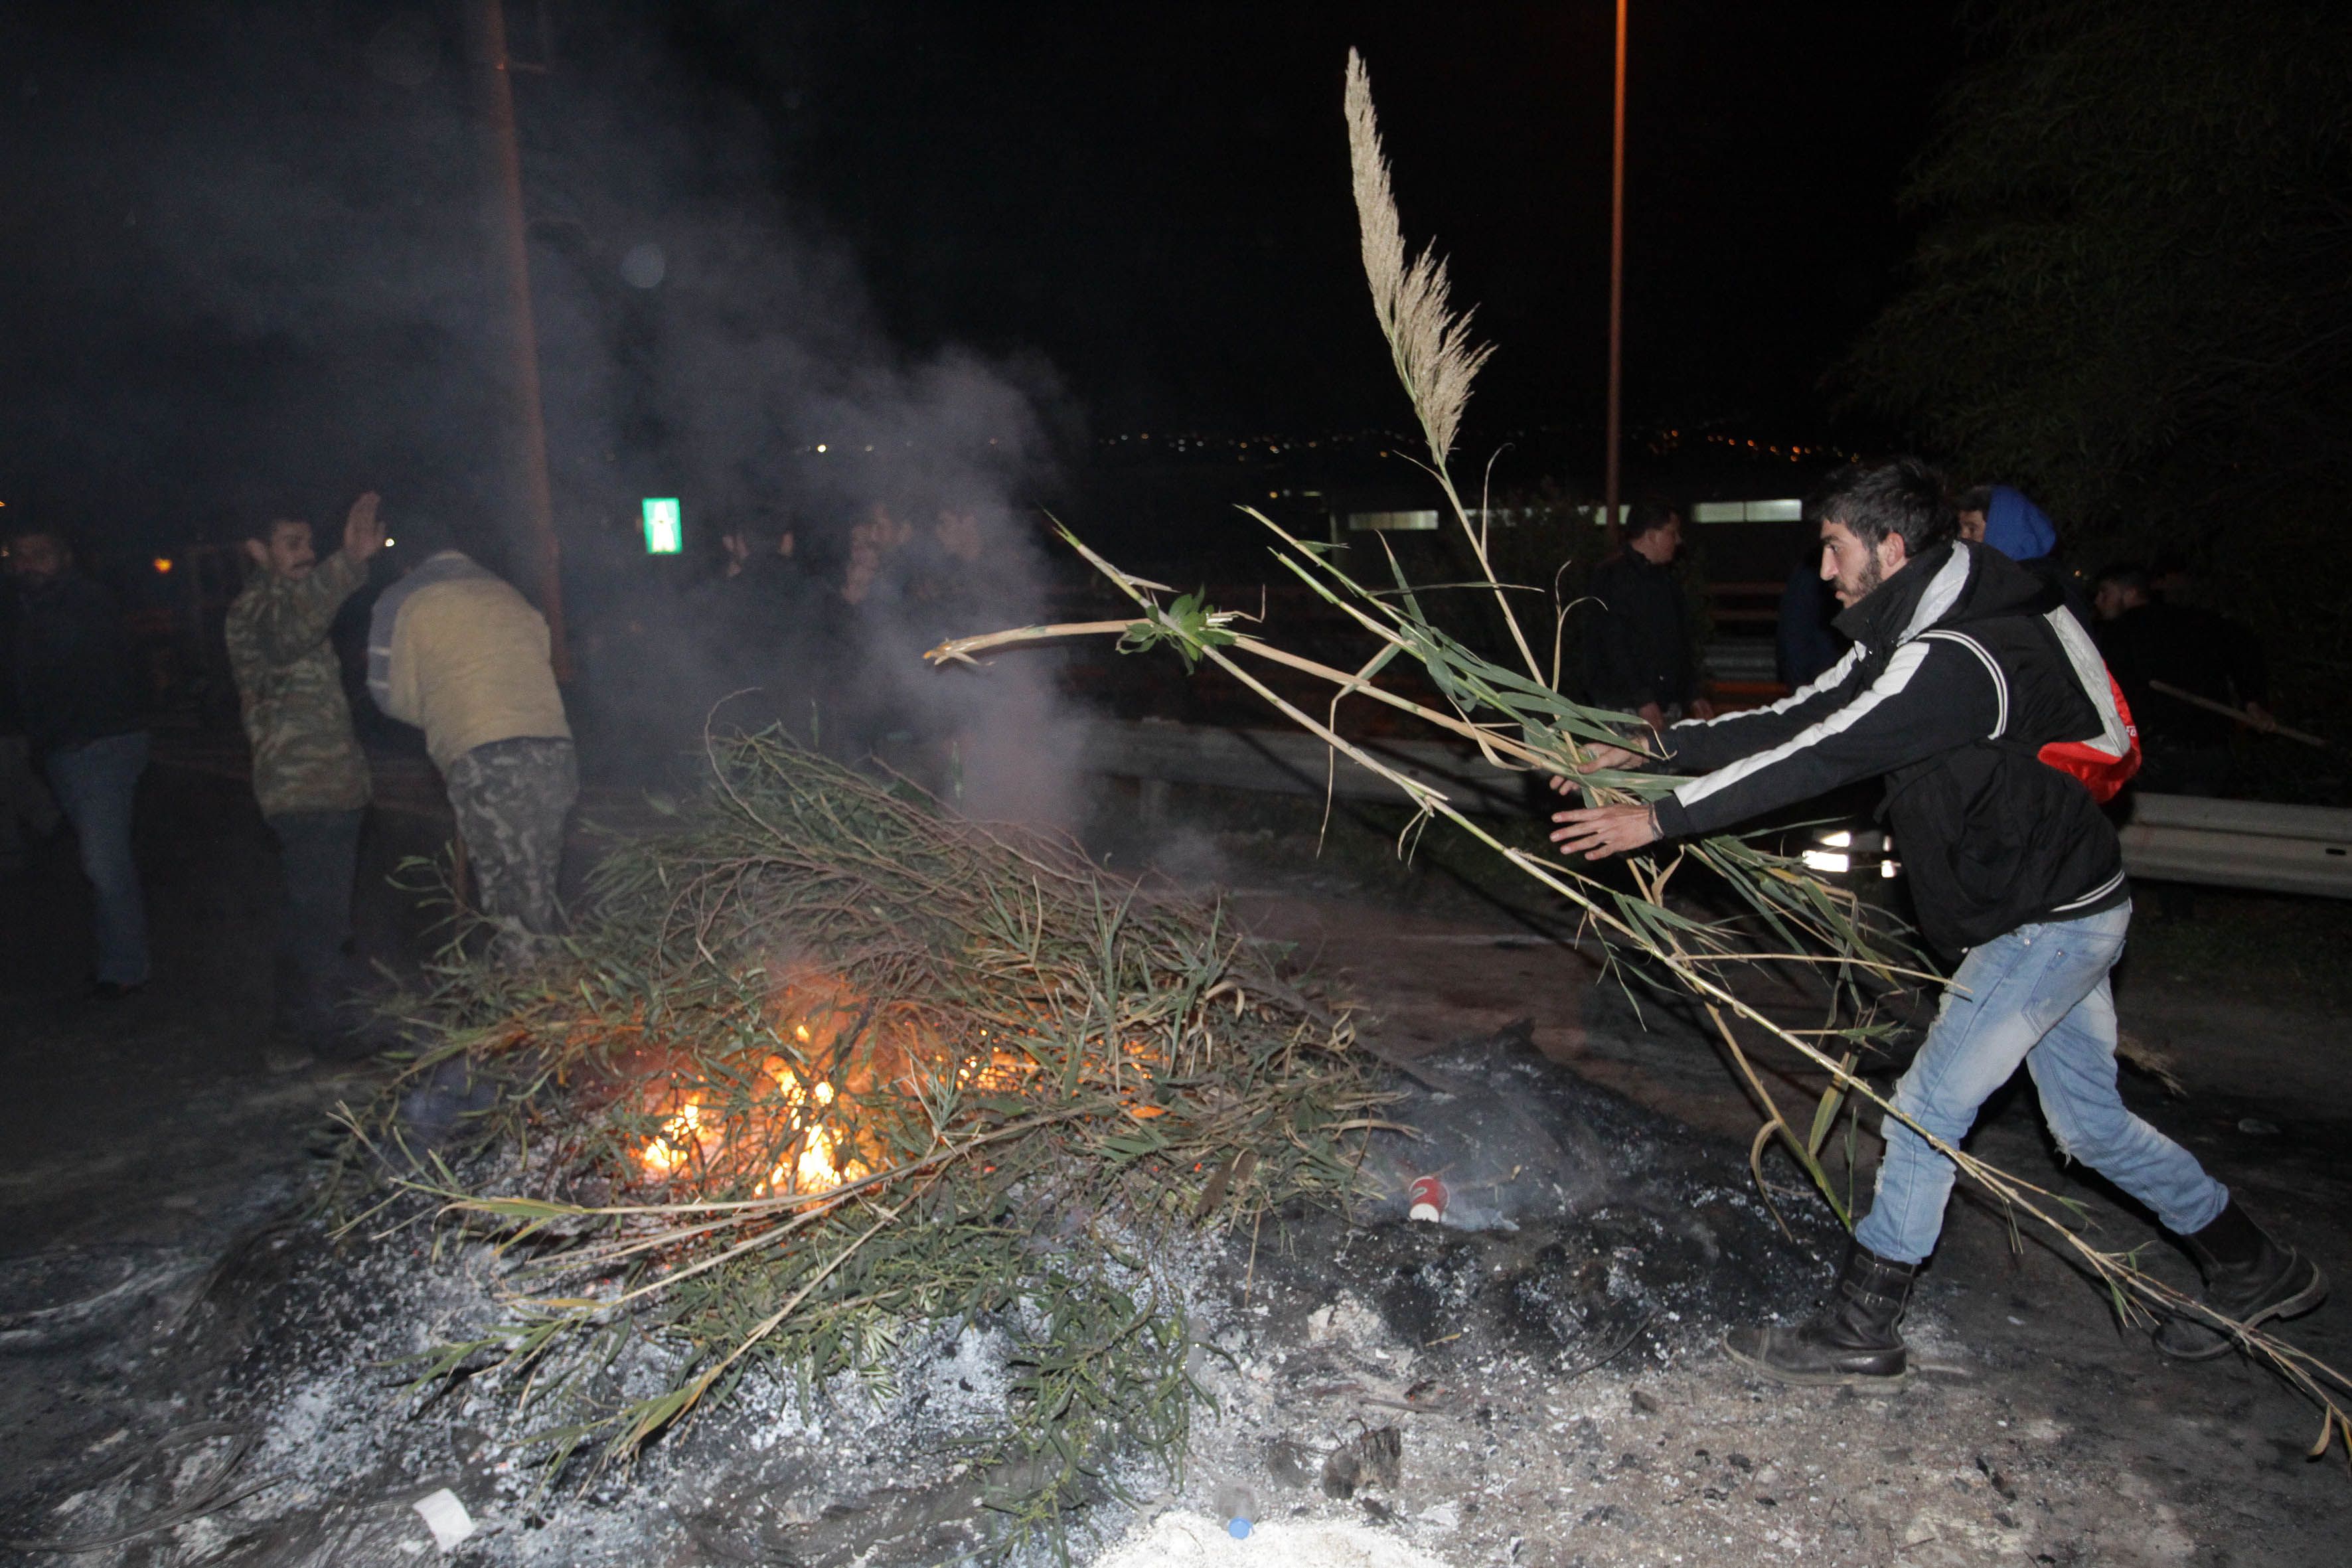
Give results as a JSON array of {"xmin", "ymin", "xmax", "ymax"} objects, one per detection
[
  {"xmin": 1636, "ymin": 701, "xmax": 1666, "ymax": 732},
  {"xmin": 344, "ymin": 491, "xmax": 385, "ymax": 563},
  {"xmin": 1550, "ymin": 801, "xmax": 1660, "ymax": 860},
  {"xmin": 1688, "ymin": 696, "xmax": 1718, "ymax": 721},
  {"xmin": 1547, "ymin": 742, "xmax": 1643, "ymax": 795},
  {"xmin": 2245, "ymin": 701, "xmax": 2278, "ymax": 734}
]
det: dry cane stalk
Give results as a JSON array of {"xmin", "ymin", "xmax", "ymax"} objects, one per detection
[{"xmin": 932, "ymin": 532, "xmax": 2352, "ymax": 1465}]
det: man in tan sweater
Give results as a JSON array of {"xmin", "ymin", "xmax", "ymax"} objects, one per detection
[{"xmin": 367, "ymin": 524, "xmax": 573, "ymax": 965}]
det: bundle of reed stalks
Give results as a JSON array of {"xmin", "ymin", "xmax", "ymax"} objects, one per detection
[{"xmin": 334, "ymin": 734, "xmax": 1385, "ymax": 1543}]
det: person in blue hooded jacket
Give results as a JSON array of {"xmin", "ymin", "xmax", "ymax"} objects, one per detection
[{"xmin": 1957, "ymin": 484, "xmax": 2092, "ymax": 629}]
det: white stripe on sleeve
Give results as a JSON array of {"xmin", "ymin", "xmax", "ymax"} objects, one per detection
[
  {"xmin": 1673, "ymin": 641, "xmax": 1934, "ymax": 809},
  {"xmin": 1673, "ymin": 643, "xmax": 1863, "ymax": 732}
]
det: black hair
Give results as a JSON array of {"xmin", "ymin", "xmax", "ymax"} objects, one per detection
[
  {"xmin": 1624, "ymin": 498, "xmax": 1682, "ymax": 542},
  {"xmin": 2093, "ymin": 560, "xmax": 2151, "ymax": 593},
  {"xmin": 1953, "ymin": 484, "xmax": 1994, "ymax": 516},
  {"xmin": 244, "ymin": 514, "xmax": 312, "ymax": 547},
  {"xmin": 1808, "ymin": 457, "xmax": 1956, "ymax": 556}
]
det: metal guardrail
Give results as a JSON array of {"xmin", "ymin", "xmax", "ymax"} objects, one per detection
[
  {"xmin": 1081, "ymin": 722, "xmax": 2352, "ymax": 900},
  {"xmin": 2118, "ymin": 793, "xmax": 2352, "ymax": 899}
]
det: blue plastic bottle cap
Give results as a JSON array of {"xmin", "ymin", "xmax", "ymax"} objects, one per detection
[{"xmin": 1227, "ymin": 1516, "xmax": 1252, "ymax": 1539}]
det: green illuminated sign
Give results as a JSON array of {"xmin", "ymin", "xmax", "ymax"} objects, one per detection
[{"xmin": 642, "ymin": 497, "xmax": 682, "ymax": 554}]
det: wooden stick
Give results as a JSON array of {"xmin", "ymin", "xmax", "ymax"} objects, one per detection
[
  {"xmin": 926, "ymin": 621, "xmax": 1137, "ymax": 665},
  {"xmin": 2148, "ymin": 679, "xmax": 2327, "ymax": 747}
]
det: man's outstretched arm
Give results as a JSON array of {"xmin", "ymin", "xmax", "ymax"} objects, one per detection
[
  {"xmin": 1652, "ymin": 644, "xmax": 1865, "ymax": 775},
  {"xmin": 1553, "ymin": 639, "xmax": 1998, "ymax": 858}
]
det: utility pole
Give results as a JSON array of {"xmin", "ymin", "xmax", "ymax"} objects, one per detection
[
  {"xmin": 462, "ymin": 0, "xmax": 572, "ymax": 678},
  {"xmin": 1602, "ymin": 0, "xmax": 1628, "ymax": 551}
]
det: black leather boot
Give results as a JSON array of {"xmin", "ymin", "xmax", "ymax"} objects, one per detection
[
  {"xmin": 1725, "ymin": 1241, "xmax": 1917, "ymax": 1386},
  {"xmin": 2154, "ymin": 1198, "xmax": 2327, "ymax": 1361}
]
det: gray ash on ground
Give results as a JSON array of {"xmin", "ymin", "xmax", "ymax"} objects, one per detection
[
  {"xmin": 9, "ymin": 1020, "xmax": 2349, "ymax": 1567},
  {"xmin": 102, "ymin": 1184, "xmax": 1212, "ymax": 1567},
  {"xmin": 1, "ymin": 1022, "xmax": 1827, "ymax": 1567}
]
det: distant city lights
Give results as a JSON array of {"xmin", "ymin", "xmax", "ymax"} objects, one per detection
[{"xmin": 1081, "ymin": 424, "xmax": 1857, "ymax": 467}]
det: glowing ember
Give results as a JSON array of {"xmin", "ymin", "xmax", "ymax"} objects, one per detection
[
  {"xmin": 631, "ymin": 987, "xmax": 882, "ymax": 1194},
  {"xmin": 627, "ymin": 976, "xmax": 1174, "ymax": 1196},
  {"xmin": 639, "ymin": 1095, "xmax": 704, "ymax": 1174}
]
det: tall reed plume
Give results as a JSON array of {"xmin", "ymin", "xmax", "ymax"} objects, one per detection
[{"xmin": 1346, "ymin": 47, "xmax": 1496, "ymax": 466}]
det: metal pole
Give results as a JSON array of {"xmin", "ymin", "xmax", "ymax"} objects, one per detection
[
  {"xmin": 462, "ymin": 0, "xmax": 572, "ymax": 679},
  {"xmin": 1602, "ymin": 0, "xmax": 1627, "ymax": 551}
]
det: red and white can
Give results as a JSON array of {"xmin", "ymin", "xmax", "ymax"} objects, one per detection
[{"xmin": 1407, "ymin": 1174, "xmax": 1447, "ymax": 1223}]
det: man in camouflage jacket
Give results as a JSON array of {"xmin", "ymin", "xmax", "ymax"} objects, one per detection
[{"xmin": 226, "ymin": 491, "xmax": 384, "ymax": 1063}]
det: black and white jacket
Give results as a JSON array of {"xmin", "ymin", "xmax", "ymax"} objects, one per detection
[{"xmin": 1649, "ymin": 541, "xmax": 2129, "ymax": 953}]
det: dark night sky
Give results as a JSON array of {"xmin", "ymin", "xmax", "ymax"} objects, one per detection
[
  {"xmin": 0, "ymin": 1, "xmax": 1960, "ymax": 560},
  {"xmin": 698, "ymin": 1, "xmax": 1958, "ymax": 437}
]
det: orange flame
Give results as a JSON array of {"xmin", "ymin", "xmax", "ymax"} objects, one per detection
[
  {"xmin": 631, "ymin": 1012, "xmax": 876, "ymax": 1194},
  {"xmin": 628, "ymin": 975, "xmax": 1178, "ymax": 1196},
  {"xmin": 640, "ymin": 1094, "xmax": 704, "ymax": 1174}
]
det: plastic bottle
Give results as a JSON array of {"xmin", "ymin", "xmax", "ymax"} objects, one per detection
[{"xmin": 1212, "ymin": 1481, "xmax": 1258, "ymax": 1539}]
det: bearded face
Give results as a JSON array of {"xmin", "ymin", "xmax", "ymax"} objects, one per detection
[{"xmin": 1820, "ymin": 518, "xmax": 1901, "ymax": 609}]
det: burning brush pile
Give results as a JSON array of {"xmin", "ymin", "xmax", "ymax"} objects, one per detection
[{"xmin": 336, "ymin": 731, "xmax": 1383, "ymax": 1543}]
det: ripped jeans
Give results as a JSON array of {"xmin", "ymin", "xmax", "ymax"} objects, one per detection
[{"xmin": 1853, "ymin": 902, "xmax": 2227, "ymax": 1266}]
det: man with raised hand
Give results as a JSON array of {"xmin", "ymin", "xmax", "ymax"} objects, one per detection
[
  {"xmin": 226, "ymin": 491, "xmax": 384, "ymax": 1068},
  {"xmin": 1548, "ymin": 457, "xmax": 2324, "ymax": 1380}
]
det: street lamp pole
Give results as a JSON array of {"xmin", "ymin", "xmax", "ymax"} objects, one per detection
[
  {"xmin": 462, "ymin": 0, "xmax": 572, "ymax": 679},
  {"xmin": 1603, "ymin": 0, "xmax": 1628, "ymax": 550}
]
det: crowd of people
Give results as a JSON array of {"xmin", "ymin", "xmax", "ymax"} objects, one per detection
[
  {"xmin": 678, "ymin": 501, "xmax": 1003, "ymax": 753},
  {"xmin": 0, "ymin": 475, "xmax": 2298, "ymax": 1072},
  {"xmin": 1, "ymin": 495, "xmax": 1024, "ymax": 1066},
  {"xmin": 3, "ymin": 500, "xmax": 575, "ymax": 1071}
]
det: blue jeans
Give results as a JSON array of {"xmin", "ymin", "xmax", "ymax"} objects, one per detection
[
  {"xmin": 44, "ymin": 730, "xmax": 151, "ymax": 987},
  {"xmin": 1854, "ymin": 902, "xmax": 2227, "ymax": 1265}
]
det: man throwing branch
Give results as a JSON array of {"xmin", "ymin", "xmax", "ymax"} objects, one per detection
[
  {"xmin": 226, "ymin": 492, "xmax": 383, "ymax": 1067},
  {"xmin": 1549, "ymin": 458, "xmax": 2325, "ymax": 1381}
]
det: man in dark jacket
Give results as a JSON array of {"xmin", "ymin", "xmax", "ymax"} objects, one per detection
[
  {"xmin": 1581, "ymin": 503, "xmax": 1715, "ymax": 729},
  {"xmin": 6, "ymin": 524, "xmax": 151, "ymax": 994},
  {"xmin": 1549, "ymin": 459, "xmax": 2325, "ymax": 1379},
  {"xmin": 1774, "ymin": 554, "xmax": 1845, "ymax": 690},
  {"xmin": 0, "ymin": 574, "xmax": 64, "ymax": 872}
]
